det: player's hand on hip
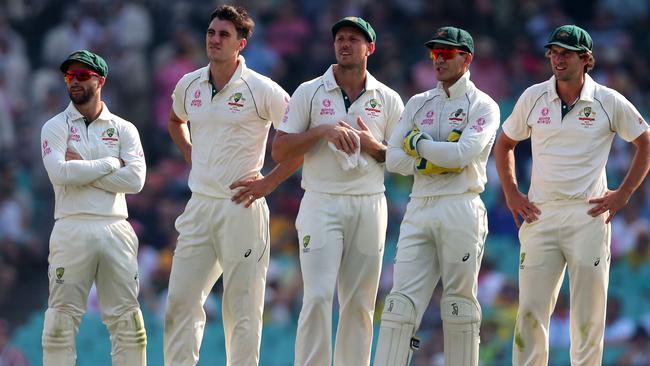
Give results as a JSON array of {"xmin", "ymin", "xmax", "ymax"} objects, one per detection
[
  {"xmin": 321, "ymin": 122, "xmax": 358, "ymax": 155},
  {"xmin": 588, "ymin": 190, "xmax": 628, "ymax": 223},
  {"xmin": 230, "ymin": 173, "xmax": 273, "ymax": 208},
  {"xmin": 65, "ymin": 148, "xmax": 83, "ymax": 161},
  {"xmin": 504, "ymin": 190, "xmax": 541, "ymax": 228}
]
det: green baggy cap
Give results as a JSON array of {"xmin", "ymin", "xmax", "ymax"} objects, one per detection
[
  {"xmin": 60, "ymin": 50, "xmax": 108, "ymax": 77},
  {"xmin": 544, "ymin": 25, "xmax": 593, "ymax": 52},
  {"xmin": 331, "ymin": 16, "xmax": 376, "ymax": 43},
  {"xmin": 424, "ymin": 26, "xmax": 474, "ymax": 54}
]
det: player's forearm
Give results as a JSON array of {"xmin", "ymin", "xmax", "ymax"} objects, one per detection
[
  {"xmin": 386, "ymin": 145, "xmax": 416, "ymax": 176},
  {"xmin": 265, "ymin": 156, "xmax": 303, "ymax": 187},
  {"xmin": 362, "ymin": 140, "xmax": 386, "ymax": 162},
  {"xmin": 45, "ymin": 157, "xmax": 121, "ymax": 186},
  {"xmin": 616, "ymin": 131, "xmax": 650, "ymax": 199},
  {"xmin": 91, "ymin": 162, "xmax": 146, "ymax": 193},
  {"xmin": 272, "ymin": 128, "xmax": 325, "ymax": 163},
  {"xmin": 168, "ymin": 120, "xmax": 192, "ymax": 164},
  {"xmin": 494, "ymin": 134, "xmax": 520, "ymax": 197}
]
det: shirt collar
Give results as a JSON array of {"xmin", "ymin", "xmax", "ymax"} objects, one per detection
[
  {"xmin": 436, "ymin": 71, "xmax": 473, "ymax": 99},
  {"xmin": 64, "ymin": 101, "xmax": 112, "ymax": 123},
  {"xmin": 547, "ymin": 73, "xmax": 596, "ymax": 103},
  {"xmin": 322, "ymin": 64, "xmax": 381, "ymax": 92},
  {"xmin": 200, "ymin": 55, "xmax": 247, "ymax": 87}
]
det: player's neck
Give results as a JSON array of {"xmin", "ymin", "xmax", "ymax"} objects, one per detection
[
  {"xmin": 74, "ymin": 98, "xmax": 103, "ymax": 123},
  {"xmin": 209, "ymin": 57, "xmax": 239, "ymax": 91},
  {"xmin": 333, "ymin": 64, "xmax": 367, "ymax": 100},
  {"xmin": 555, "ymin": 74, "xmax": 585, "ymax": 106}
]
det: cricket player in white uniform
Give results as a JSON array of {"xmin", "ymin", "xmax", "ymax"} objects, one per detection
[
  {"xmin": 374, "ymin": 27, "xmax": 499, "ymax": 366},
  {"xmin": 40, "ymin": 50, "xmax": 147, "ymax": 365},
  {"xmin": 272, "ymin": 17, "xmax": 403, "ymax": 366},
  {"xmin": 163, "ymin": 5, "xmax": 301, "ymax": 366},
  {"xmin": 494, "ymin": 25, "xmax": 650, "ymax": 365}
]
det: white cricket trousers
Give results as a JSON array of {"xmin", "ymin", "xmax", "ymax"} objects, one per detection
[
  {"xmin": 164, "ymin": 193, "xmax": 270, "ymax": 366},
  {"xmin": 43, "ymin": 216, "xmax": 145, "ymax": 365},
  {"xmin": 513, "ymin": 200, "xmax": 610, "ymax": 366},
  {"xmin": 390, "ymin": 193, "xmax": 487, "ymax": 336},
  {"xmin": 294, "ymin": 192, "xmax": 387, "ymax": 366}
]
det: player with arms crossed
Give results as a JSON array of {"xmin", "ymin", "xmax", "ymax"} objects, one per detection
[
  {"xmin": 40, "ymin": 50, "xmax": 147, "ymax": 365},
  {"xmin": 272, "ymin": 17, "xmax": 403, "ymax": 366},
  {"xmin": 374, "ymin": 27, "xmax": 499, "ymax": 366},
  {"xmin": 494, "ymin": 25, "xmax": 650, "ymax": 365},
  {"xmin": 163, "ymin": 5, "xmax": 301, "ymax": 366}
]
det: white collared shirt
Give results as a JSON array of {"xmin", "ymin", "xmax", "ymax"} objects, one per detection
[
  {"xmin": 41, "ymin": 102, "xmax": 146, "ymax": 219},
  {"xmin": 171, "ymin": 56, "xmax": 289, "ymax": 198},
  {"xmin": 279, "ymin": 65, "xmax": 404, "ymax": 195},
  {"xmin": 502, "ymin": 74, "xmax": 649, "ymax": 203},
  {"xmin": 386, "ymin": 72, "xmax": 500, "ymax": 197}
]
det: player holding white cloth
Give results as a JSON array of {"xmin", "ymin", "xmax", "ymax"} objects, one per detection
[
  {"xmin": 41, "ymin": 50, "xmax": 147, "ymax": 366},
  {"xmin": 375, "ymin": 27, "xmax": 499, "ymax": 366},
  {"xmin": 273, "ymin": 17, "xmax": 403, "ymax": 366}
]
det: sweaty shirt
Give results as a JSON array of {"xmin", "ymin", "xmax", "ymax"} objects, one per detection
[
  {"xmin": 41, "ymin": 102, "xmax": 146, "ymax": 219},
  {"xmin": 502, "ymin": 74, "xmax": 649, "ymax": 203},
  {"xmin": 171, "ymin": 56, "xmax": 289, "ymax": 199},
  {"xmin": 387, "ymin": 71, "xmax": 500, "ymax": 197},
  {"xmin": 279, "ymin": 65, "xmax": 404, "ymax": 195}
]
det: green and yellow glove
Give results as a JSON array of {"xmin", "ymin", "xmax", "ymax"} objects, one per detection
[
  {"xmin": 402, "ymin": 129, "xmax": 431, "ymax": 157},
  {"xmin": 414, "ymin": 129, "xmax": 464, "ymax": 175}
]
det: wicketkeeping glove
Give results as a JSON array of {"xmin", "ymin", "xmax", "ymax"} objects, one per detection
[
  {"xmin": 402, "ymin": 129, "xmax": 431, "ymax": 157},
  {"xmin": 415, "ymin": 157, "xmax": 462, "ymax": 175}
]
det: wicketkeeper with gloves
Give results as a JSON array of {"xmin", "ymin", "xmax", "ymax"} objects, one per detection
[{"xmin": 374, "ymin": 26, "xmax": 499, "ymax": 366}]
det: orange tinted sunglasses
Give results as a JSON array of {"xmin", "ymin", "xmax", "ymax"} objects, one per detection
[
  {"xmin": 64, "ymin": 69, "xmax": 102, "ymax": 83},
  {"xmin": 429, "ymin": 48, "xmax": 468, "ymax": 61}
]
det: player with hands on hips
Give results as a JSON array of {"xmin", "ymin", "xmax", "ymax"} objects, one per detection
[
  {"xmin": 374, "ymin": 27, "xmax": 499, "ymax": 366},
  {"xmin": 40, "ymin": 50, "xmax": 147, "ymax": 366},
  {"xmin": 272, "ymin": 16, "xmax": 404, "ymax": 366},
  {"xmin": 494, "ymin": 25, "xmax": 650, "ymax": 365},
  {"xmin": 164, "ymin": 5, "xmax": 301, "ymax": 366}
]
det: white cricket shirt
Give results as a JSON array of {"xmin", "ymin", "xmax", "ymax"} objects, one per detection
[
  {"xmin": 41, "ymin": 102, "xmax": 146, "ymax": 219},
  {"xmin": 279, "ymin": 65, "xmax": 404, "ymax": 195},
  {"xmin": 386, "ymin": 72, "xmax": 500, "ymax": 197},
  {"xmin": 502, "ymin": 74, "xmax": 649, "ymax": 203},
  {"xmin": 171, "ymin": 56, "xmax": 289, "ymax": 198}
]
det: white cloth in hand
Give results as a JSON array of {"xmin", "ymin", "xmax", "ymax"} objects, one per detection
[{"xmin": 327, "ymin": 133, "xmax": 368, "ymax": 171}]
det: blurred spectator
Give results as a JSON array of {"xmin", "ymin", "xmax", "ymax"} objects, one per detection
[{"xmin": 0, "ymin": 319, "xmax": 28, "ymax": 366}]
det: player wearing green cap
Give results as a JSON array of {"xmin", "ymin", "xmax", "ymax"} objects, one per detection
[
  {"xmin": 494, "ymin": 24, "xmax": 650, "ymax": 365},
  {"xmin": 273, "ymin": 16, "xmax": 403, "ymax": 366},
  {"xmin": 40, "ymin": 49, "xmax": 147, "ymax": 365},
  {"xmin": 374, "ymin": 26, "xmax": 499, "ymax": 366}
]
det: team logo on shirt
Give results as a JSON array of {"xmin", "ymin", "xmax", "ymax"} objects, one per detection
[
  {"xmin": 364, "ymin": 98, "xmax": 382, "ymax": 118},
  {"xmin": 448, "ymin": 108, "xmax": 465, "ymax": 126},
  {"xmin": 320, "ymin": 99, "xmax": 335, "ymax": 115},
  {"xmin": 191, "ymin": 89, "xmax": 202, "ymax": 107},
  {"xmin": 101, "ymin": 128, "xmax": 119, "ymax": 149},
  {"xmin": 302, "ymin": 235, "xmax": 311, "ymax": 253},
  {"xmin": 69, "ymin": 126, "xmax": 81, "ymax": 142},
  {"xmin": 537, "ymin": 107, "xmax": 551, "ymax": 124},
  {"xmin": 42, "ymin": 139, "xmax": 52, "ymax": 156},
  {"xmin": 421, "ymin": 110, "xmax": 435, "ymax": 126},
  {"xmin": 227, "ymin": 92, "xmax": 246, "ymax": 113},
  {"xmin": 55, "ymin": 267, "xmax": 65, "ymax": 284},
  {"xmin": 578, "ymin": 106, "xmax": 596, "ymax": 128},
  {"xmin": 470, "ymin": 117, "xmax": 486, "ymax": 132}
]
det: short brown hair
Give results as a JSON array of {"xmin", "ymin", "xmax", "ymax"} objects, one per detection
[{"xmin": 209, "ymin": 5, "xmax": 254, "ymax": 39}]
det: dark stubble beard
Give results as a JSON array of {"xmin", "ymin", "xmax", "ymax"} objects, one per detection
[{"xmin": 68, "ymin": 87, "xmax": 94, "ymax": 105}]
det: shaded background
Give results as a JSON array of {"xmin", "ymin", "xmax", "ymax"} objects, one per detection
[{"xmin": 0, "ymin": 0, "xmax": 649, "ymax": 364}]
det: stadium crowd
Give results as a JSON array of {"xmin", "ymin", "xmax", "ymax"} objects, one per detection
[{"xmin": 0, "ymin": 0, "xmax": 649, "ymax": 364}]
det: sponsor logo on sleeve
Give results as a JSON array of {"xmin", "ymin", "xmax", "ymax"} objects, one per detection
[
  {"xmin": 42, "ymin": 139, "xmax": 52, "ymax": 156},
  {"xmin": 470, "ymin": 117, "xmax": 486, "ymax": 132}
]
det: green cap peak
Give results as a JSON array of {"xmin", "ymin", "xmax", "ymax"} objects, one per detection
[
  {"xmin": 331, "ymin": 16, "xmax": 376, "ymax": 43},
  {"xmin": 545, "ymin": 25, "xmax": 593, "ymax": 52},
  {"xmin": 424, "ymin": 26, "xmax": 474, "ymax": 54},
  {"xmin": 60, "ymin": 50, "xmax": 108, "ymax": 77}
]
